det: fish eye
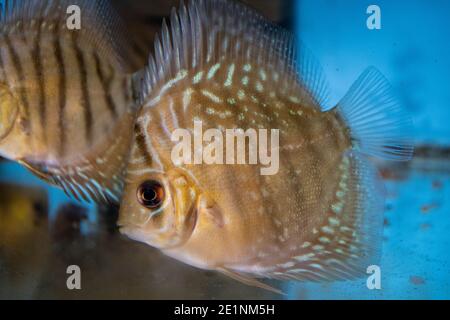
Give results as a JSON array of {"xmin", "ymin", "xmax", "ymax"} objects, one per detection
[{"xmin": 136, "ymin": 180, "xmax": 165, "ymax": 210}]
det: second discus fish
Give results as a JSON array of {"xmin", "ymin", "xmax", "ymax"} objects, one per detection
[{"xmin": 0, "ymin": 0, "xmax": 140, "ymax": 203}]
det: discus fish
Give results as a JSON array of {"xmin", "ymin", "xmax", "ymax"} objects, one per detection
[
  {"xmin": 118, "ymin": 0, "xmax": 413, "ymax": 293},
  {"xmin": 0, "ymin": 0, "xmax": 140, "ymax": 203}
]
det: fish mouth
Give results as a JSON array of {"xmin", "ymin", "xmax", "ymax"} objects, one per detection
[
  {"xmin": 117, "ymin": 217, "xmax": 141, "ymax": 235},
  {"xmin": 117, "ymin": 224, "xmax": 151, "ymax": 245},
  {"xmin": 117, "ymin": 224, "xmax": 133, "ymax": 236}
]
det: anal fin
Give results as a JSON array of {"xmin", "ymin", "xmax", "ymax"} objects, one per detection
[
  {"xmin": 18, "ymin": 159, "xmax": 55, "ymax": 185},
  {"xmin": 217, "ymin": 267, "xmax": 285, "ymax": 295}
]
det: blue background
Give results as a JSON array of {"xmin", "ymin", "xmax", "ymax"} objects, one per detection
[{"xmin": 295, "ymin": 0, "xmax": 450, "ymax": 145}]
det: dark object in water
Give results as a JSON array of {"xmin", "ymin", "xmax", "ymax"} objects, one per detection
[{"xmin": 51, "ymin": 203, "xmax": 88, "ymax": 242}]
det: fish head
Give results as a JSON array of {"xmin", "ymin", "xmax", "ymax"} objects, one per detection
[
  {"xmin": 0, "ymin": 83, "xmax": 30, "ymax": 159},
  {"xmin": 117, "ymin": 101, "xmax": 235, "ymax": 264},
  {"xmin": 118, "ymin": 165, "xmax": 203, "ymax": 250}
]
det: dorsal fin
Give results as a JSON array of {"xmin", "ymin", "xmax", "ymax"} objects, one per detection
[
  {"xmin": 0, "ymin": 0, "xmax": 135, "ymax": 72},
  {"xmin": 137, "ymin": 0, "xmax": 330, "ymax": 109}
]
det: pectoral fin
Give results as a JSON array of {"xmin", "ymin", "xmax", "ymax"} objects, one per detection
[{"xmin": 198, "ymin": 195, "xmax": 225, "ymax": 228}]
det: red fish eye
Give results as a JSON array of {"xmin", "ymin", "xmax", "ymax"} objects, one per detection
[{"xmin": 137, "ymin": 180, "xmax": 165, "ymax": 209}]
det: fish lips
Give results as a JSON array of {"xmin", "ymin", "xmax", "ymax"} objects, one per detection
[{"xmin": 117, "ymin": 205, "xmax": 199, "ymax": 250}]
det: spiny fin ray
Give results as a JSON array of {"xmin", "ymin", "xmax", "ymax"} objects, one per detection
[{"xmin": 136, "ymin": 0, "xmax": 330, "ymax": 110}]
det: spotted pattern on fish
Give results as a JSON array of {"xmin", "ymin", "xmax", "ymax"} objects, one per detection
[{"xmin": 125, "ymin": 56, "xmax": 357, "ymax": 279}]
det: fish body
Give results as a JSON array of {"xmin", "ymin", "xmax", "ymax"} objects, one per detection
[
  {"xmin": 124, "ymin": 64, "xmax": 351, "ymax": 272},
  {"xmin": 0, "ymin": 0, "xmax": 139, "ymax": 203},
  {"xmin": 119, "ymin": 0, "xmax": 413, "ymax": 291}
]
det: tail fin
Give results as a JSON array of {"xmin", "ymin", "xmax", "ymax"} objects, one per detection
[{"xmin": 336, "ymin": 67, "xmax": 414, "ymax": 161}]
